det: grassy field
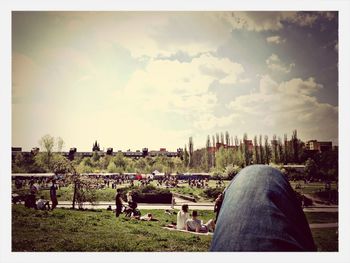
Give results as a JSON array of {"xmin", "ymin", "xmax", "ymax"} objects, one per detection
[
  {"xmin": 12, "ymin": 205, "xmax": 338, "ymax": 252},
  {"xmin": 290, "ymin": 181, "xmax": 338, "ymax": 195}
]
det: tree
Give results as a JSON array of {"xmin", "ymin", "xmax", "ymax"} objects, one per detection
[
  {"xmin": 284, "ymin": 134, "xmax": 289, "ymax": 164},
  {"xmin": 107, "ymin": 161, "xmax": 118, "ymax": 173},
  {"xmin": 291, "ymin": 130, "xmax": 299, "ymax": 163},
  {"xmin": 277, "ymin": 137, "xmax": 283, "ymax": 164},
  {"xmin": 92, "ymin": 151, "xmax": 100, "ymax": 163},
  {"xmin": 304, "ymin": 158, "xmax": 318, "ymax": 180},
  {"xmin": 114, "ymin": 152, "xmax": 126, "ymax": 169},
  {"xmin": 205, "ymin": 135, "xmax": 211, "ymax": 169},
  {"xmin": 271, "ymin": 134, "xmax": 278, "ymax": 164},
  {"xmin": 183, "ymin": 145, "xmax": 189, "ymax": 168},
  {"xmin": 225, "ymin": 131, "xmax": 230, "ymax": 146},
  {"xmin": 264, "ymin": 135, "xmax": 271, "ymax": 164},
  {"xmin": 242, "ymin": 133, "xmax": 251, "ymax": 166},
  {"xmin": 225, "ymin": 164, "xmax": 242, "ymax": 180},
  {"xmin": 253, "ymin": 135, "xmax": 259, "ymax": 164},
  {"xmin": 57, "ymin": 137, "xmax": 64, "ymax": 152},
  {"xmin": 38, "ymin": 134, "xmax": 55, "ymax": 171},
  {"xmin": 215, "ymin": 147, "xmax": 234, "ymax": 170},
  {"xmin": 259, "ymin": 135, "xmax": 264, "ymax": 164},
  {"xmin": 188, "ymin": 137, "xmax": 194, "ymax": 168},
  {"xmin": 211, "ymin": 135, "xmax": 216, "ymax": 167}
]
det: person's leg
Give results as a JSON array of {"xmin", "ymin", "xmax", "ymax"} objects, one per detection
[
  {"xmin": 210, "ymin": 165, "xmax": 316, "ymax": 251},
  {"xmin": 116, "ymin": 205, "xmax": 122, "ymax": 217}
]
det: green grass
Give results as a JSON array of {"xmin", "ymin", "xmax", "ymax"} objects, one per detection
[
  {"xmin": 12, "ymin": 205, "xmax": 338, "ymax": 252},
  {"xmin": 305, "ymin": 212, "xmax": 338, "ymax": 224},
  {"xmin": 12, "ymin": 205, "xmax": 212, "ymax": 252},
  {"xmin": 311, "ymin": 228, "xmax": 338, "ymax": 251},
  {"xmin": 290, "ymin": 181, "xmax": 337, "ymax": 195}
]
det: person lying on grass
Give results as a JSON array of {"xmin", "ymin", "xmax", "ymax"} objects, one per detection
[
  {"xmin": 185, "ymin": 210, "xmax": 215, "ymax": 233},
  {"xmin": 140, "ymin": 213, "xmax": 159, "ymax": 221}
]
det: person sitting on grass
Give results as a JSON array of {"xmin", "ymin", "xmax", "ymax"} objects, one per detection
[
  {"xmin": 36, "ymin": 196, "xmax": 51, "ymax": 210},
  {"xmin": 176, "ymin": 204, "xmax": 190, "ymax": 230},
  {"xmin": 165, "ymin": 204, "xmax": 190, "ymax": 229},
  {"xmin": 24, "ymin": 190, "xmax": 37, "ymax": 209},
  {"xmin": 185, "ymin": 210, "xmax": 215, "ymax": 233}
]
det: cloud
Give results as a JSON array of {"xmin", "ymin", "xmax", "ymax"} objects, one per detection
[
  {"xmin": 266, "ymin": 35, "xmax": 286, "ymax": 44},
  {"xmin": 226, "ymin": 75, "xmax": 337, "ymax": 143},
  {"xmin": 121, "ymin": 53, "xmax": 245, "ymax": 114},
  {"xmin": 74, "ymin": 12, "xmax": 235, "ymax": 59},
  {"xmin": 229, "ymin": 11, "xmax": 336, "ymax": 32},
  {"xmin": 266, "ymin": 54, "xmax": 295, "ymax": 73},
  {"xmin": 193, "ymin": 113, "xmax": 239, "ymax": 130}
]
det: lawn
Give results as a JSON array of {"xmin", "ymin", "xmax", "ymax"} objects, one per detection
[
  {"xmin": 12, "ymin": 205, "xmax": 338, "ymax": 252},
  {"xmin": 290, "ymin": 181, "xmax": 338, "ymax": 195}
]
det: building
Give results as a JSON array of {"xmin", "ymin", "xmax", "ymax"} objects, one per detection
[
  {"xmin": 306, "ymin": 140, "xmax": 333, "ymax": 152},
  {"xmin": 12, "ymin": 146, "xmax": 183, "ymax": 161}
]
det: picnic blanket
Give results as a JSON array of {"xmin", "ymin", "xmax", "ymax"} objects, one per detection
[{"xmin": 162, "ymin": 227, "xmax": 214, "ymax": 236}]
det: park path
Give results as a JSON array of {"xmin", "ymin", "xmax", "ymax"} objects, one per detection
[
  {"xmin": 309, "ymin": 223, "xmax": 338, "ymax": 229},
  {"xmin": 56, "ymin": 200, "xmax": 338, "ymax": 213}
]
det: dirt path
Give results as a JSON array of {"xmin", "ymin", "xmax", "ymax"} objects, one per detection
[{"xmin": 309, "ymin": 223, "xmax": 338, "ymax": 229}]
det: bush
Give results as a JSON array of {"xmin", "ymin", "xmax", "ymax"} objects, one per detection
[
  {"xmin": 75, "ymin": 186, "xmax": 97, "ymax": 209},
  {"xmin": 202, "ymin": 187, "xmax": 225, "ymax": 200},
  {"xmin": 225, "ymin": 164, "xmax": 241, "ymax": 180},
  {"xmin": 120, "ymin": 185, "xmax": 173, "ymax": 204}
]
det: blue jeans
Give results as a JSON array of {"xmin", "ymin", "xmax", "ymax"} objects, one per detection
[{"xmin": 210, "ymin": 165, "xmax": 316, "ymax": 251}]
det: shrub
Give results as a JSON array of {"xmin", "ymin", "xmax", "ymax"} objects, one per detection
[
  {"xmin": 225, "ymin": 164, "xmax": 241, "ymax": 180},
  {"xmin": 202, "ymin": 187, "xmax": 225, "ymax": 200},
  {"xmin": 120, "ymin": 185, "xmax": 173, "ymax": 204}
]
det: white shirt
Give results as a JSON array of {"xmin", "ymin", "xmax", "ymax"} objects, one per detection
[
  {"xmin": 176, "ymin": 211, "xmax": 189, "ymax": 230},
  {"xmin": 36, "ymin": 199, "xmax": 47, "ymax": 210}
]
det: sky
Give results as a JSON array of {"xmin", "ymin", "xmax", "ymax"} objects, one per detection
[{"xmin": 12, "ymin": 11, "xmax": 338, "ymax": 152}]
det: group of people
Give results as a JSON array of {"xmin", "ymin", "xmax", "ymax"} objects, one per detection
[
  {"xmin": 113, "ymin": 189, "xmax": 159, "ymax": 221},
  {"xmin": 23, "ymin": 180, "xmax": 58, "ymax": 211},
  {"xmin": 167, "ymin": 204, "xmax": 216, "ymax": 234},
  {"xmin": 188, "ymin": 178, "xmax": 209, "ymax": 189}
]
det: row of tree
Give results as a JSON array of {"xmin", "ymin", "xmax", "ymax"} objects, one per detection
[
  {"xmin": 182, "ymin": 130, "xmax": 304, "ymax": 171},
  {"xmin": 12, "ymin": 132, "xmax": 338, "ymax": 181}
]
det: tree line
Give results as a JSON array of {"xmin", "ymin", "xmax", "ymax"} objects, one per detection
[{"xmin": 12, "ymin": 131, "xmax": 338, "ymax": 181}]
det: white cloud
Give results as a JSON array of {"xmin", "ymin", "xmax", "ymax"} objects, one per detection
[
  {"xmin": 266, "ymin": 54, "xmax": 295, "ymax": 73},
  {"xmin": 121, "ymin": 53, "xmax": 245, "ymax": 115},
  {"xmin": 226, "ymin": 75, "xmax": 337, "ymax": 143},
  {"xmin": 193, "ymin": 113, "xmax": 239, "ymax": 130},
  {"xmin": 266, "ymin": 35, "xmax": 286, "ymax": 44}
]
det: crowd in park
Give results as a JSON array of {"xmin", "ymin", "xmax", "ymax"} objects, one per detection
[
  {"xmin": 15, "ymin": 179, "xmax": 59, "ymax": 211},
  {"xmin": 14, "ymin": 165, "xmax": 334, "ymax": 251}
]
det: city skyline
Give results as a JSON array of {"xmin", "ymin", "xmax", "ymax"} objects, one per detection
[{"xmin": 12, "ymin": 11, "xmax": 338, "ymax": 152}]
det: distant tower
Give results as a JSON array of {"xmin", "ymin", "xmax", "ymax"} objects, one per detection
[{"xmin": 92, "ymin": 140, "xmax": 100, "ymax": 151}]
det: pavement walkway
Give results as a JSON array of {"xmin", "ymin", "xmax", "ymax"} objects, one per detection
[{"xmin": 56, "ymin": 200, "xmax": 338, "ymax": 213}]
